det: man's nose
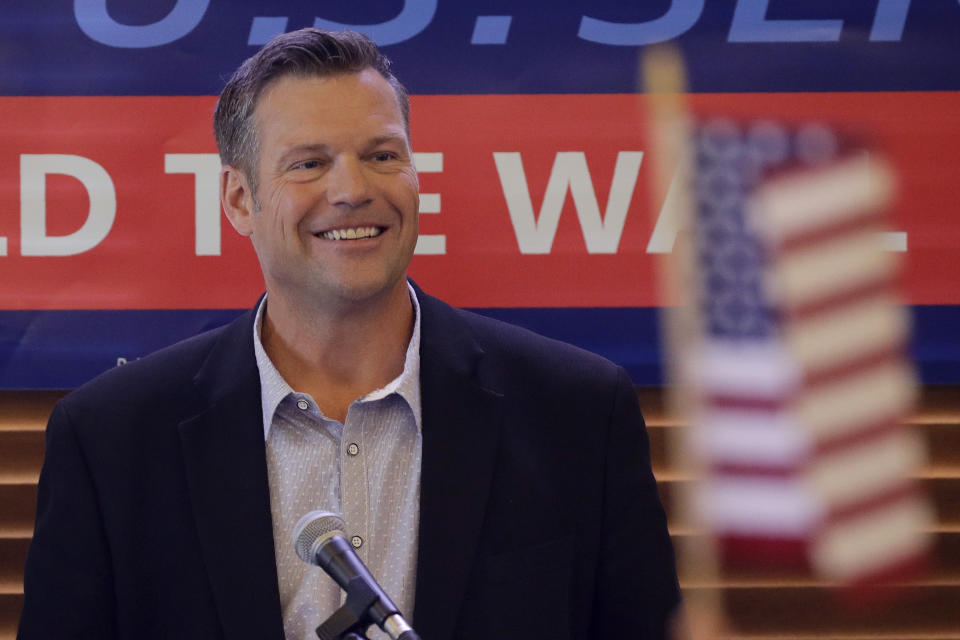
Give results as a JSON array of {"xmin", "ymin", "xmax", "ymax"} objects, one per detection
[{"xmin": 326, "ymin": 156, "xmax": 372, "ymax": 208}]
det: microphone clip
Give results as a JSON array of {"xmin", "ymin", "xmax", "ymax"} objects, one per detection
[{"xmin": 315, "ymin": 575, "xmax": 377, "ymax": 640}]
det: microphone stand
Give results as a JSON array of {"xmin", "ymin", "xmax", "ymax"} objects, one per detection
[{"xmin": 314, "ymin": 575, "xmax": 378, "ymax": 640}]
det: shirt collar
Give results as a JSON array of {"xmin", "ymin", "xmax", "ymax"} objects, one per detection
[{"xmin": 253, "ymin": 283, "xmax": 423, "ymax": 440}]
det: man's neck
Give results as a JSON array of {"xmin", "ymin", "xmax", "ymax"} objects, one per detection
[{"xmin": 260, "ymin": 282, "xmax": 414, "ymax": 422}]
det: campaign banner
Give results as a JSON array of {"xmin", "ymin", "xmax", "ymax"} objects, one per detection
[
  {"xmin": 2, "ymin": 91, "xmax": 959, "ymax": 387},
  {"xmin": 4, "ymin": 1, "xmax": 960, "ymax": 95},
  {"xmin": 2, "ymin": 1, "xmax": 960, "ymax": 388},
  {"xmin": 2, "ymin": 92, "xmax": 958, "ymax": 309}
]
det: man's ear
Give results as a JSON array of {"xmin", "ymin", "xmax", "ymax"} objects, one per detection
[{"xmin": 221, "ymin": 165, "xmax": 256, "ymax": 237}]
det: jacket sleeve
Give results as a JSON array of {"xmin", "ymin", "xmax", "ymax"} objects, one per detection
[
  {"xmin": 590, "ymin": 366, "xmax": 681, "ymax": 639},
  {"xmin": 18, "ymin": 400, "xmax": 118, "ymax": 639}
]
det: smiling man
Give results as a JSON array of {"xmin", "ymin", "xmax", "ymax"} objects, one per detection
[
  {"xmin": 220, "ymin": 67, "xmax": 421, "ymax": 423},
  {"xmin": 19, "ymin": 29, "xmax": 680, "ymax": 640}
]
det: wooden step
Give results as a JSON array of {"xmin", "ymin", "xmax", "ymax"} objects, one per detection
[
  {"xmin": 0, "ymin": 593, "xmax": 22, "ymax": 640},
  {"xmin": 684, "ymin": 584, "xmax": 960, "ymax": 636},
  {"xmin": 658, "ymin": 476, "xmax": 960, "ymax": 531},
  {"xmin": 0, "ymin": 431, "xmax": 44, "ymax": 484},
  {"xmin": 0, "ymin": 391, "xmax": 65, "ymax": 432},
  {"xmin": 0, "ymin": 539, "xmax": 30, "ymax": 594},
  {"xmin": 673, "ymin": 530, "xmax": 960, "ymax": 587},
  {"xmin": 647, "ymin": 421, "xmax": 960, "ymax": 476},
  {"xmin": 0, "ymin": 485, "xmax": 37, "ymax": 538}
]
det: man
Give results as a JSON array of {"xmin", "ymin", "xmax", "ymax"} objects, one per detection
[{"xmin": 19, "ymin": 29, "xmax": 680, "ymax": 640}]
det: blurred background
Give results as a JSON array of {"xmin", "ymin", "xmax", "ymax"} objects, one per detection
[{"xmin": 2, "ymin": 2, "xmax": 959, "ymax": 637}]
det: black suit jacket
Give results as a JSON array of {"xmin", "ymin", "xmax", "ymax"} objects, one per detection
[{"xmin": 19, "ymin": 286, "xmax": 679, "ymax": 640}]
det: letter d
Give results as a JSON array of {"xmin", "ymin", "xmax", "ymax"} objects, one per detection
[{"xmin": 20, "ymin": 154, "xmax": 116, "ymax": 256}]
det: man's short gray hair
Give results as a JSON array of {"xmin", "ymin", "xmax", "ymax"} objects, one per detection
[{"xmin": 213, "ymin": 28, "xmax": 410, "ymax": 195}]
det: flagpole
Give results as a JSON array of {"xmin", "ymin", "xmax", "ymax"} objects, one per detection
[{"xmin": 641, "ymin": 46, "xmax": 725, "ymax": 640}]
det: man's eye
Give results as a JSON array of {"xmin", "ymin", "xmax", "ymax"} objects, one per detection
[
  {"xmin": 373, "ymin": 152, "xmax": 395, "ymax": 162},
  {"xmin": 293, "ymin": 160, "xmax": 322, "ymax": 170}
]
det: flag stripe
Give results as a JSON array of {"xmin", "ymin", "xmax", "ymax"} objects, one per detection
[
  {"xmin": 810, "ymin": 431, "xmax": 925, "ymax": 508},
  {"xmin": 691, "ymin": 341, "xmax": 798, "ymax": 400},
  {"xmin": 825, "ymin": 481, "xmax": 922, "ymax": 524},
  {"xmin": 773, "ymin": 232, "xmax": 894, "ymax": 309},
  {"xmin": 803, "ymin": 344, "xmax": 905, "ymax": 388},
  {"xmin": 778, "ymin": 209, "xmax": 883, "ymax": 253},
  {"xmin": 799, "ymin": 362, "xmax": 914, "ymax": 440},
  {"xmin": 812, "ymin": 497, "xmax": 931, "ymax": 580},
  {"xmin": 814, "ymin": 416, "xmax": 904, "ymax": 456},
  {"xmin": 751, "ymin": 154, "xmax": 892, "ymax": 245},
  {"xmin": 786, "ymin": 276, "xmax": 893, "ymax": 319},
  {"xmin": 697, "ymin": 409, "xmax": 810, "ymax": 467},
  {"xmin": 702, "ymin": 478, "xmax": 821, "ymax": 536},
  {"xmin": 787, "ymin": 295, "xmax": 906, "ymax": 375}
]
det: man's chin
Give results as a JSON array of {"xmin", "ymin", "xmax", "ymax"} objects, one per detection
[{"xmin": 310, "ymin": 274, "xmax": 409, "ymax": 310}]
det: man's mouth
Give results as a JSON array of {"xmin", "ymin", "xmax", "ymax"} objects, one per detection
[{"xmin": 316, "ymin": 226, "xmax": 385, "ymax": 241}]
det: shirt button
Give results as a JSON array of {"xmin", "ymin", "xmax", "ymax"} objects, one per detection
[
  {"xmin": 347, "ymin": 442, "xmax": 360, "ymax": 456},
  {"xmin": 296, "ymin": 399, "xmax": 309, "ymax": 411},
  {"xmin": 351, "ymin": 535, "xmax": 363, "ymax": 549}
]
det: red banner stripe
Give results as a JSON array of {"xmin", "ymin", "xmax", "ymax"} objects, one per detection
[{"xmin": 1, "ymin": 92, "xmax": 957, "ymax": 310}]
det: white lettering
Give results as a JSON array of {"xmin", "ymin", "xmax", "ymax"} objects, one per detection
[
  {"xmin": 646, "ymin": 164, "xmax": 687, "ymax": 254},
  {"xmin": 20, "ymin": 154, "xmax": 116, "ymax": 256},
  {"xmin": 579, "ymin": 0, "xmax": 704, "ymax": 45},
  {"xmin": 74, "ymin": 0, "xmax": 210, "ymax": 48},
  {"xmin": 494, "ymin": 151, "xmax": 643, "ymax": 254},
  {"xmin": 165, "ymin": 153, "xmax": 222, "ymax": 255},
  {"xmin": 313, "ymin": 0, "xmax": 436, "ymax": 46},
  {"xmin": 879, "ymin": 231, "xmax": 907, "ymax": 252},
  {"xmin": 413, "ymin": 152, "xmax": 445, "ymax": 255},
  {"xmin": 871, "ymin": 0, "xmax": 911, "ymax": 41},
  {"xmin": 729, "ymin": 0, "xmax": 843, "ymax": 42}
]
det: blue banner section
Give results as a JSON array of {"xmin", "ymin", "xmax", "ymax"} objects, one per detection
[
  {"xmin": 0, "ymin": 309, "xmax": 243, "ymax": 389},
  {"xmin": 909, "ymin": 305, "xmax": 960, "ymax": 385},
  {"xmin": 3, "ymin": 0, "xmax": 960, "ymax": 96},
  {"xmin": 2, "ymin": 306, "xmax": 957, "ymax": 389}
]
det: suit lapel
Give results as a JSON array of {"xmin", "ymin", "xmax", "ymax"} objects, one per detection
[
  {"xmin": 178, "ymin": 309, "xmax": 285, "ymax": 640},
  {"xmin": 413, "ymin": 287, "xmax": 504, "ymax": 640}
]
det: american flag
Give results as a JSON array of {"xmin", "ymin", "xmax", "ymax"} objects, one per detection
[{"xmin": 682, "ymin": 118, "xmax": 932, "ymax": 589}]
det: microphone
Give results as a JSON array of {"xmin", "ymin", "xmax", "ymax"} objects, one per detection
[{"xmin": 293, "ymin": 511, "xmax": 421, "ymax": 640}]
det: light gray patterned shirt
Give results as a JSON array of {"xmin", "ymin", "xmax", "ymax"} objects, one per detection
[{"xmin": 253, "ymin": 286, "xmax": 422, "ymax": 640}]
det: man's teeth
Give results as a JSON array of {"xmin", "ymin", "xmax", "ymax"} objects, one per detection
[{"xmin": 320, "ymin": 226, "xmax": 383, "ymax": 240}]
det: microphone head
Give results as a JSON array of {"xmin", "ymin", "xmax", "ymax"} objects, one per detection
[{"xmin": 293, "ymin": 510, "xmax": 346, "ymax": 565}]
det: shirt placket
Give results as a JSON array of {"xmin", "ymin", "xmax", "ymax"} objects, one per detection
[{"xmin": 341, "ymin": 402, "xmax": 369, "ymax": 566}]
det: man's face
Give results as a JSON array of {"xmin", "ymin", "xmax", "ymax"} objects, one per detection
[{"xmin": 234, "ymin": 68, "xmax": 419, "ymax": 309}]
